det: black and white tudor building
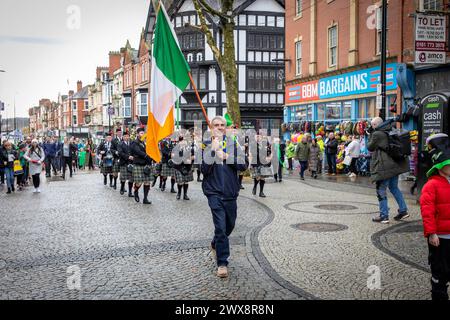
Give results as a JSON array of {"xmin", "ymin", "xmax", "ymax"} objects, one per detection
[{"xmin": 145, "ymin": 0, "xmax": 285, "ymax": 132}]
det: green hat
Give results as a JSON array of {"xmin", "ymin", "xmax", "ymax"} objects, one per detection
[
  {"xmin": 426, "ymin": 148, "xmax": 450, "ymax": 177},
  {"xmin": 224, "ymin": 113, "xmax": 233, "ymax": 127}
]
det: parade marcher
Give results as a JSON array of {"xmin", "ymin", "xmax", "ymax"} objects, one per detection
[
  {"xmin": 201, "ymin": 116, "xmax": 248, "ymax": 278},
  {"xmin": 295, "ymin": 135, "xmax": 310, "ymax": 180},
  {"xmin": 1, "ymin": 140, "xmax": 17, "ymax": 194},
  {"xmin": 110, "ymin": 128, "xmax": 122, "ymax": 189},
  {"xmin": 250, "ymin": 134, "xmax": 272, "ymax": 198},
  {"xmin": 420, "ymin": 134, "xmax": 450, "ymax": 300},
  {"xmin": 171, "ymin": 134, "xmax": 194, "ymax": 200},
  {"xmin": 98, "ymin": 132, "xmax": 115, "ymax": 186},
  {"xmin": 24, "ymin": 139, "xmax": 45, "ymax": 193},
  {"xmin": 71, "ymin": 137, "xmax": 78, "ymax": 174},
  {"xmin": 368, "ymin": 117, "xmax": 409, "ymax": 224},
  {"xmin": 309, "ymin": 138, "xmax": 321, "ymax": 179},
  {"xmin": 158, "ymin": 138, "xmax": 175, "ymax": 192},
  {"xmin": 117, "ymin": 130, "xmax": 134, "ymax": 197},
  {"xmin": 130, "ymin": 127, "xmax": 153, "ymax": 204}
]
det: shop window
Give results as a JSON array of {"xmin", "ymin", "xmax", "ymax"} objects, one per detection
[
  {"xmin": 343, "ymin": 101, "xmax": 352, "ymax": 119},
  {"xmin": 367, "ymin": 97, "xmax": 377, "ymax": 119},
  {"xmin": 326, "ymin": 102, "xmax": 341, "ymax": 120},
  {"xmin": 317, "ymin": 104, "xmax": 325, "ymax": 120},
  {"xmin": 358, "ymin": 99, "xmax": 367, "ymax": 119}
]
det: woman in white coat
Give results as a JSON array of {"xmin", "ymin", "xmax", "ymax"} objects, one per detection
[{"xmin": 24, "ymin": 139, "xmax": 46, "ymax": 193}]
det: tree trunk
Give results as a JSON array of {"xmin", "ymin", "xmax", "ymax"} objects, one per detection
[{"xmin": 219, "ymin": 21, "xmax": 241, "ymax": 127}]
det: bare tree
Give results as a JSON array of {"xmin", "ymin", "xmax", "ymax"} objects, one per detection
[{"xmin": 188, "ymin": 0, "xmax": 241, "ymax": 126}]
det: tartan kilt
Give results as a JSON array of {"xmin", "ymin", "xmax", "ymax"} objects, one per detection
[
  {"xmin": 100, "ymin": 161, "xmax": 113, "ymax": 174},
  {"xmin": 119, "ymin": 165, "xmax": 133, "ymax": 182},
  {"xmin": 112, "ymin": 159, "xmax": 120, "ymax": 174},
  {"xmin": 160, "ymin": 163, "xmax": 174, "ymax": 177},
  {"xmin": 250, "ymin": 166, "xmax": 272, "ymax": 179},
  {"xmin": 133, "ymin": 164, "xmax": 153, "ymax": 184},
  {"xmin": 174, "ymin": 168, "xmax": 194, "ymax": 184}
]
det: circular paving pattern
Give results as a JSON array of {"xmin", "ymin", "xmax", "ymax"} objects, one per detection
[
  {"xmin": 314, "ymin": 204, "xmax": 358, "ymax": 211},
  {"xmin": 371, "ymin": 220, "xmax": 429, "ymax": 273},
  {"xmin": 284, "ymin": 201, "xmax": 379, "ymax": 215},
  {"xmin": 291, "ymin": 222, "xmax": 348, "ymax": 232}
]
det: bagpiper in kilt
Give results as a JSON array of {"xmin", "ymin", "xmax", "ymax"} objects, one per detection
[
  {"xmin": 171, "ymin": 135, "xmax": 194, "ymax": 200},
  {"xmin": 97, "ymin": 132, "xmax": 114, "ymax": 186},
  {"xmin": 118, "ymin": 129, "xmax": 134, "ymax": 197},
  {"xmin": 250, "ymin": 135, "xmax": 272, "ymax": 198},
  {"xmin": 157, "ymin": 138, "xmax": 175, "ymax": 192},
  {"xmin": 130, "ymin": 127, "xmax": 153, "ymax": 204},
  {"xmin": 110, "ymin": 128, "xmax": 123, "ymax": 190}
]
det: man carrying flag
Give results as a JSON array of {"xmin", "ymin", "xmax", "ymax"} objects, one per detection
[{"xmin": 146, "ymin": 1, "xmax": 191, "ymax": 163}]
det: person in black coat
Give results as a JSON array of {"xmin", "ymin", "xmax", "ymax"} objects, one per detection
[
  {"xmin": 130, "ymin": 127, "xmax": 153, "ymax": 204},
  {"xmin": 97, "ymin": 132, "xmax": 115, "ymax": 186},
  {"xmin": 117, "ymin": 130, "xmax": 134, "ymax": 197},
  {"xmin": 110, "ymin": 128, "xmax": 122, "ymax": 189}
]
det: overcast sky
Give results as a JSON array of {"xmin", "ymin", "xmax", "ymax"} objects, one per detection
[{"xmin": 0, "ymin": 0, "xmax": 150, "ymax": 118}]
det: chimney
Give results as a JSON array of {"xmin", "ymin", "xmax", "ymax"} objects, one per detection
[
  {"xmin": 109, "ymin": 51, "xmax": 121, "ymax": 76},
  {"xmin": 77, "ymin": 81, "xmax": 82, "ymax": 92}
]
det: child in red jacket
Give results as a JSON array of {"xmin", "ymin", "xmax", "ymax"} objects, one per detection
[{"xmin": 420, "ymin": 136, "xmax": 450, "ymax": 301}]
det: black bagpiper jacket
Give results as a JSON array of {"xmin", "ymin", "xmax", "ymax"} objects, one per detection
[
  {"xmin": 97, "ymin": 141, "xmax": 113, "ymax": 160},
  {"xmin": 130, "ymin": 138, "xmax": 153, "ymax": 166},
  {"xmin": 111, "ymin": 137, "xmax": 121, "ymax": 159},
  {"xmin": 118, "ymin": 141, "xmax": 132, "ymax": 166}
]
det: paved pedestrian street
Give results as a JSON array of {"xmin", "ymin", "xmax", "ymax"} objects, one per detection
[{"xmin": 0, "ymin": 171, "xmax": 429, "ymax": 300}]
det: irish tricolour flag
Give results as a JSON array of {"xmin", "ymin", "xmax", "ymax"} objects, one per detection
[{"xmin": 146, "ymin": 2, "xmax": 191, "ymax": 162}]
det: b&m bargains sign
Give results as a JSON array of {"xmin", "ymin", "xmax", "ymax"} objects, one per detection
[{"xmin": 285, "ymin": 64, "xmax": 398, "ymax": 105}]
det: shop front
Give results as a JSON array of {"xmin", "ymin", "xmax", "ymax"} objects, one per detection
[
  {"xmin": 282, "ymin": 63, "xmax": 401, "ymax": 175},
  {"xmin": 284, "ymin": 63, "xmax": 399, "ymax": 127}
]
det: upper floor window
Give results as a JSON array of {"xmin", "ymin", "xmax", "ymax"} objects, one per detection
[
  {"xmin": 296, "ymin": 0, "xmax": 303, "ymax": 16},
  {"xmin": 295, "ymin": 41, "xmax": 302, "ymax": 76},
  {"xmin": 422, "ymin": 0, "xmax": 443, "ymax": 10},
  {"xmin": 72, "ymin": 101, "xmax": 77, "ymax": 111},
  {"xmin": 248, "ymin": 34, "xmax": 284, "ymax": 50},
  {"xmin": 141, "ymin": 63, "xmax": 146, "ymax": 82},
  {"xmin": 328, "ymin": 25, "xmax": 338, "ymax": 68},
  {"xmin": 187, "ymin": 68, "xmax": 207, "ymax": 90},
  {"xmin": 84, "ymin": 100, "xmax": 89, "ymax": 110},
  {"xmin": 247, "ymin": 68, "xmax": 283, "ymax": 91},
  {"xmin": 180, "ymin": 33, "xmax": 204, "ymax": 51}
]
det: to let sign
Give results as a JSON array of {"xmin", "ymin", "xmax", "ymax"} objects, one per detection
[{"xmin": 415, "ymin": 14, "xmax": 447, "ymax": 64}]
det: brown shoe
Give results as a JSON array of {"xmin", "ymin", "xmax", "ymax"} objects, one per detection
[{"xmin": 217, "ymin": 266, "xmax": 228, "ymax": 278}]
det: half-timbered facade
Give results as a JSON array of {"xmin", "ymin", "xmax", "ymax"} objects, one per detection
[{"xmin": 152, "ymin": 0, "xmax": 285, "ymax": 131}]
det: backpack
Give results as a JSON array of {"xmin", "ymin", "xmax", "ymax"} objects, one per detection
[{"xmin": 384, "ymin": 130, "xmax": 411, "ymax": 161}]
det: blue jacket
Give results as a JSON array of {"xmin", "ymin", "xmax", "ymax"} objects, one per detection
[
  {"xmin": 201, "ymin": 139, "xmax": 248, "ymax": 200},
  {"xmin": 43, "ymin": 142, "xmax": 57, "ymax": 157}
]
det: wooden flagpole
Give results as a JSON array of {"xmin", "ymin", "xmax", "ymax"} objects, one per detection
[{"xmin": 188, "ymin": 72, "xmax": 211, "ymax": 130}]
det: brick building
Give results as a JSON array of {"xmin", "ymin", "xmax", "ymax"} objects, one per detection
[{"xmin": 284, "ymin": 0, "xmax": 408, "ymax": 133}]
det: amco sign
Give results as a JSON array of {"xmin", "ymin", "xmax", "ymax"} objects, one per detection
[{"xmin": 285, "ymin": 63, "xmax": 398, "ymax": 105}]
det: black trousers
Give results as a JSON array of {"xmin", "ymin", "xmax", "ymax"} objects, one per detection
[
  {"xmin": 45, "ymin": 156, "xmax": 57, "ymax": 176},
  {"xmin": 32, "ymin": 174, "xmax": 40, "ymax": 188},
  {"xmin": 62, "ymin": 156, "xmax": 73, "ymax": 177},
  {"xmin": 429, "ymin": 238, "xmax": 450, "ymax": 300},
  {"xmin": 349, "ymin": 158, "xmax": 358, "ymax": 174},
  {"xmin": 0, "ymin": 167, "xmax": 4, "ymax": 184}
]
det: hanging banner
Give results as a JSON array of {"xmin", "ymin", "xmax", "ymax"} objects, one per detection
[{"xmin": 415, "ymin": 14, "xmax": 447, "ymax": 64}]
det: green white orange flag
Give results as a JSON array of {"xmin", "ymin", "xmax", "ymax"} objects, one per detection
[{"xmin": 146, "ymin": 1, "xmax": 191, "ymax": 162}]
